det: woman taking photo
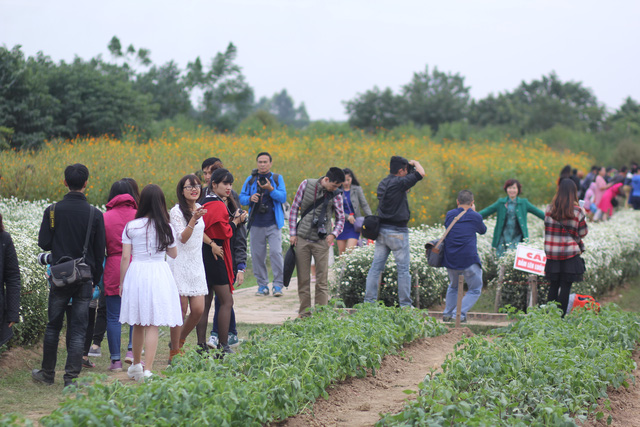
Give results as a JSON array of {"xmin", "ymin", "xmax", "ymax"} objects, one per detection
[
  {"xmin": 336, "ymin": 168, "xmax": 372, "ymax": 255},
  {"xmin": 201, "ymin": 169, "xmax": 247, "ymax": 354},
  {"xmin": 168, "ymin": 174, "xmax": 208, "ymax": 361},
  {"xmin": 478, "ymin": 179, "xmax": 545, "ymax": 257},
  {"xmin": 120, "ymin": 184, "xmax": 183, "ymax": 381},
  {"xmin": 544, "ymin": 178, "xmax": 588, "ymax": 316}
]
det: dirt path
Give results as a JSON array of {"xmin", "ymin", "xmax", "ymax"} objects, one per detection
[{"xmin": 274, "ymin": 328, "xmax": 473, "ymax": 427}]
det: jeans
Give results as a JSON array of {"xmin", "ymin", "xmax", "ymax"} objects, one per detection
[
  {"xmin": 211, "ymin": 295, "xmax": 237, "ymax": 336},
  {"xmin": 443, "ymin": 263, "xmax": 483, "ymax": 319},
  {"xmin": 364, "ymin": 225, "xmax": 412, "ymax": 307},
  {"xmin": 250, "ymin": 225, "xmax": 284, "ymax": 292},
  {"xmin": 41, "ymin": 282, "xmax": 91, "ymax": 383},
  {"xmin": 105, "ymin": 295, "xmax": 133, "ymax": 361}
]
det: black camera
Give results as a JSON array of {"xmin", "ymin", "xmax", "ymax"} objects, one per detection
[
  {"xmin": 37, "ymin": 252, "xmax": 52, "ymax": 266},
  {"xmin": 407, "ymin": 163, "xmax": 416, "ymax": 174},
  {"xmin": 313, "ymin": 218, "xmax": 328, "ymax": 239},
  {"xmin": 258, "ymin": 176, "xmax": 268, "ymax": 186}
]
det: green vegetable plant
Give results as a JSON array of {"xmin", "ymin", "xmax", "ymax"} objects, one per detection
[
  {"xmin": 40, "ymin": 304, "xmax": 447, "ymax": 426},
  {"xmin": 378, "ymin": 304, "xmax": 640, "ymax": 426}
]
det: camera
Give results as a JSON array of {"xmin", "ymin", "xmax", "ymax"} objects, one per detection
[
  {"xmin": 407, "ymin": 163, "xmax": 416, "ymax": 174},
  {"xmin": 37, "ymin": 252, "xmax": 53, "ymax": 266},
  {"xmin": 258, "ymin": 176, "xmax": 268, "ymax": 186},
  {"xmin": 313, "ymin": 218, "xmax": 328, "ymax": 239}
]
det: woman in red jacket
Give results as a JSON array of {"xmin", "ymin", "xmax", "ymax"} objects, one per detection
[
  {"xmin": 201, "ymin": 169, "xmax": 247, "ymax": 354},
  {"xmin": 103, "ymin": 179, "xmax": 139, "ymax": 371},
  {"xmin": 544, "ymin": 178, "xmax": 588, "ymax": 316}
]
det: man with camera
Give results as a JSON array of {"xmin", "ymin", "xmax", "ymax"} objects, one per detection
[
  {"xmin": 364, "ymin": 156, "xmax": 425, "ymax": 307},
  {"xmin": 33, "ymin": 164, "xmax": 105, "ymax": 387},
  {"xmin": 240, "ymin": 152, "xmax": 287, "ymax": 297},
  {"xmin": 289, "ymin": 167, "xmax": 345, "ymax": 317}
]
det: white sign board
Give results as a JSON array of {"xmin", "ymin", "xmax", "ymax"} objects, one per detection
[{"xmin": 513, "ymin": 244, "xmax": 546, "ymax": 276}]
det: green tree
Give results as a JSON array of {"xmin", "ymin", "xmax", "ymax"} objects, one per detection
[
  {"xmin": 343, "ymin": 86, "xmax": 405, "ymax": 132},
  {"xmin": 186, "ymin": 43, "xmax": 254, "ymax": 131},
  {"xmin": 255, "ymin": 89, "xmax": 310, "ymax": 128},
  {"xmin": 400, "ymin": 66, "xmax": 471, "ymax": 132},
  {"xmin": 134, "ymin": 61, "xmax": 192, "ymax": 120}
]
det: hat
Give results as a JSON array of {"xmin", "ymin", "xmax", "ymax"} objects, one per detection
[{"xmin": 283, "ymin": 245, "xmax": 296, "ymax": 288}]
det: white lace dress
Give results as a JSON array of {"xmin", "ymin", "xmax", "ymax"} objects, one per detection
[
  {"xmin": 119, "ymin": 218, "xmax": 183, "ymax": 327},
  {"xmin": 167, "ymin": 205, "xmax": 208, "ymax": 296}
]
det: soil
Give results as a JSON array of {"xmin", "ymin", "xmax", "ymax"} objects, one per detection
[{"xmin": 274, "ymin": 328, "xmax": 473, "ymax": 427}]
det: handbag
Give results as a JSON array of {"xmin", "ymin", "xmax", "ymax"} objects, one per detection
[
  {"xmin": 361, "ymin": 216, "xmax": 381, "ymax": 240},
  {"xmin": 353, "ymin": 216, "xmax": 365, "ymax": 233},
  {"xmin": 49, "ymin": 205, "xmax": 95, "ymax": 288},
  {"xmin": 424, "ymin": 209, "xmax": 467, "ymax": 267}
]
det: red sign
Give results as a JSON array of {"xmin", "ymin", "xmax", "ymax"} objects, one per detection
[{"xmin": 513, "ymin": 245, "xmax": 546, "ymax": 276}]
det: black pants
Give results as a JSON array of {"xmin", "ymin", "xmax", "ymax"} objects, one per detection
[
  {"xmin": 84, "ymin": 305, "xmax": 97, "ymax": 356},
  {"xmin": 92, "ymin": 293, "xmax": 106, "ymax": 346},
  {"xmin": 547, "ymin": 280, "xmax": 573, "ymax": 316}
]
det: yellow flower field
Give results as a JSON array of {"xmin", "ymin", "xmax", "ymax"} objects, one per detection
[{"xmin": 0, "ymin": 129, "xmax": 590, "ymax": 225}]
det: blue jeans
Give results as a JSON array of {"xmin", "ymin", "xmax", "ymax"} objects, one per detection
[
  {"xmin": 41, "ymin": 283, "xmax": 91, "ymax": 383},
  {"xmin": 364, "ymin": 225, "xmax": 412, "ymax": 307},
  {"xmin": 212, "ymin": 296, "xmax": 237, "ymax": 336},
  {"xmin": 443, "ymin": 264, "xmax": 483, "ymax": 319},
  {"xmin": 105, "ymin": 295, "xmax": 133, "ymax": 361}
]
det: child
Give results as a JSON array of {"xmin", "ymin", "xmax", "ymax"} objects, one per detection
[{"xmin": 119, "ymin": 184, "xmax": 183, "ymax": 381}]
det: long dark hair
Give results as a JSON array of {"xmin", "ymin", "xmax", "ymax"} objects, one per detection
[
  {"xmin": 0, "ymin": 213, "xmax": 4, "ymax": 233},
  {"xmin": 121, "ymin": 178, "xmax": 140, "ymax": 204},
  {"xmin": 176, "ymin": 174, "xmax": 201, "ymax": 224},
  {"xmin": 343, "ymin": 168, "xmax": 361, "ymax": 186},
  {"xmin": 549, "ymin": 178, "xmax": 579, "ymax": 221},
  {"xmin": 108, "ymin": 179, "xmax": 137, "ymax": 203},
  {"xmin": 135, "ymin": 184, "xmax": 174, "ymax": 251},
  {"xmin": 209, "ymin": 168, "xmax": 237, "ymax": 211}
]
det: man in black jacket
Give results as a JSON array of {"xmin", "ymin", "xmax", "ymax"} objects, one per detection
[
  {"xmin": 32, "ymin": 164, "xmax": 105, "ymax": 387},
  {"xmin": 364, "ymin": 156, "xmax": 425, "ymax": 307}
]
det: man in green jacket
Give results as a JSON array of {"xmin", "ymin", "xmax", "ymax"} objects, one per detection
[{"xmin": 478, "ymin": 179, "xmax": 545, "ymax": 257}]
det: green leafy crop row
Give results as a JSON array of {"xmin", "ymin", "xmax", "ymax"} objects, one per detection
[
  {"xmin": 38, "ymin": 304, "xmax": 447, "ymax": 426},
  {"xmin": 379, "ymin": 305, "xmax": 640, "ymax": 426}
]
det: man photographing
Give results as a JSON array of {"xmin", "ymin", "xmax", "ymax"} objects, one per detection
[
  {"xmin": 240, "ymin": 152, "xmax": 287, "ymax": 297},
  {"xmin": 364, "ymin": 156, "xmax": 425, "ymax": 307}
]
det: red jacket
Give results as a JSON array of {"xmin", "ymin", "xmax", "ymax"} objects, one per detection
[
  {"xmin": 203, "ymin": 198, "xmax": 235, "ymax": 288},
  {"xmin": 103, "ymin": 194, "xmax": 137, "ymax": 295}
]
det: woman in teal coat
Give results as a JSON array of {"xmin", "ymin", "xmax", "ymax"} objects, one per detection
[{"xmin": 478, "ymin": 179, "xmax": 545, "ymax": 257}]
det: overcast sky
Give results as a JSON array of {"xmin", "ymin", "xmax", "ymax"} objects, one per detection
[{"xmin": 2, "ymin": 0, "xmax": 639, "ymax": 121}]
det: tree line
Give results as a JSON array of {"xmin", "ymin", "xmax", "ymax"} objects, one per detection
[
  {"xmin": 0, "ymin": 37, "xmax": 309, "ymax": 150},
  {"xmin": 1, "ymin": 38, "xmax": 639, "ymax": 167}
]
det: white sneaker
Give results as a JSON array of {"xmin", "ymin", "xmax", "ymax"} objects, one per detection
[
  {"xmin": 143, "ymin": 370, "xmax": 153, "ymax": 381},
  {"xmin": 127, "ymin": 363, "xmax": 144, "ymax": 382},
  {"xmin": 207, "ymin": 333, "xmax": 219, "ymax": 349}
]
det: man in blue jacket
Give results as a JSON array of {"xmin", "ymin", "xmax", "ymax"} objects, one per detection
[
  {"xmin": 442, "ymin": 190, "xmax": 487, "ymax": 323},
  {"xmin": 240, "ymin": 152, "xmax": 287, "ymax": 297}
]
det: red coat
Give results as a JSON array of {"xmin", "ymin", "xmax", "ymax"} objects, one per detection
[
  {"xmin": 202, "ymin": 198, "xmax": 235, "ymax": 289},
  {"xmin": 103, "ymin": 194, "xmax": 137, "ymax": 295}
]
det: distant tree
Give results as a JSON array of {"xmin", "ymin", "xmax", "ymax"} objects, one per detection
[
  {"xmin": 186, "ymin": 43, "xmax": 254, "ymax": 131},
  {"xmin": 343, "ymin": 86, "xmax": 405, "ymax": 132},
  {"xmin": 107, "ymin": 36, "xmax": 151, "ymax": 67},
  {"xmin": 400, "ymin": 66, "xmax": 471, "ymax": 132},
  {"xmin": 255, "ymin": 89, "xmax": 310, "ymax": 128},
  {"xmin": 0, "ymin": 47, "xmax": 58, "ymax": 149},
  {"xmin": 134, "ymin": 61, "xmax": 192, "ymax": 120}
]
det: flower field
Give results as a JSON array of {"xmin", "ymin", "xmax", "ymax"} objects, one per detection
[{"xmin": 0, "ymin": 129, "xmax": 590, "ymax": 225}]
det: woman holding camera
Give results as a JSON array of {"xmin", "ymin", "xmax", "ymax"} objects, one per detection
[
  {"xmin": 337, "ymin": 168, "xmax": 372, "ymax": 255},
  {"xmin": 201, "ymin": 168, "xmax": 247, "ymax": 354},
  {"xmin": 167, "ymin": 174, "xmax": 208, "ymax": 362}
]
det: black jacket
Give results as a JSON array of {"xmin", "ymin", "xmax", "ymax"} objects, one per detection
[
  {"xmin": 0, "ymin": 231, "xmax": 21, "ymax": 345},
  {"xmin": 376, "ymin": 171, "xmax": 423, "ymax": 227},
  {"xmin": 38, "ymin": 192, "xmax": 106, "ymax": 285}
]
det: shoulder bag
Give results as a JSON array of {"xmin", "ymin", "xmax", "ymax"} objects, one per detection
[
  {"xmin": 361, "ymin": 182, "xmax": 391, "ymax": 241},
  {"xmin": 424, "ymin": 209, "xmax": 467, "ymax": 268},
  {"xmin": 49, "ymin": 204, "xmax": 95, "ymax": 288}
]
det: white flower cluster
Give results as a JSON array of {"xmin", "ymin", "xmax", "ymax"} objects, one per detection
[{"xmin": 331, "ymin": 210, "xmax": 640, "ymax": 309}]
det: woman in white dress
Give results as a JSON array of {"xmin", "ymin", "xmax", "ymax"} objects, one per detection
[
  {"xmin": 167, "ymin": 174, "xmax": 208, "ymax": 361},
  {"xmin": 119, "ymin": 184, "xmax": 183, "ymax": 381}
]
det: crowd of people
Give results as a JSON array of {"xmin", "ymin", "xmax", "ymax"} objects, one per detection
[{"xmin": 0, "ymin": 155, "xmax": 637, "ymax": 387}]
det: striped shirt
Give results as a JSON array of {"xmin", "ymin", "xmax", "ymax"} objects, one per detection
[{"xmin": 544, "ymin": 206, "xmax": 588, "ymax": 260}]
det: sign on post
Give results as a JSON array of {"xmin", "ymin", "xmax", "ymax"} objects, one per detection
[{"xmin": 513, "ymin": 245, "xmax": 546, "ymax": 276}]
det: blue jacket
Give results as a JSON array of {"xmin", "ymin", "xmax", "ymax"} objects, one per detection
[
  {"xmin": 239, "ymin": 171, "xmax": 287, "ymax": 229},
  {"xmin": 442, "ymin": 208, "xmax": 487, "ymax": 270}
]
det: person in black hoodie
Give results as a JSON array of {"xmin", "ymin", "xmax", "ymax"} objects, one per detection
[
  {"xmin": 0, "ymin": 213, "xmax": 20, "ymax": 347},
  {"xmin": 32, "ymin": 164, "xmax": 105, "ymax": 388}
]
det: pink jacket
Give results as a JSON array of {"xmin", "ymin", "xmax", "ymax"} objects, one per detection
[{"xmin": 103, "ymin": 194, "xmax": 137, "ymax": 295}]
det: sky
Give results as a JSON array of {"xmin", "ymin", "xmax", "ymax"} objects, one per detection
[{"xmin": 2, "ymin": 0, "xmax": 639, "ymax": 121}]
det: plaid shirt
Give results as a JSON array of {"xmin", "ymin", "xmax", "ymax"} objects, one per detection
[
  {"xmin": 289, "ymin": 179, "xmax": 345, "ymax": 238},
  {"xmin": 544, "ymin": 206, "xmax": 588, "ymax": 260}
]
